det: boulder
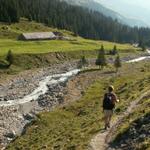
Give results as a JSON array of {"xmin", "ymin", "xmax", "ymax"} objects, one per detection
[
  {"xmin": 5, "ymin": 130, "xmax": 16, "ymax": 139},
  {"xmin": 23, "ymin": 114, "xmax": 34, "ymax": 121}
]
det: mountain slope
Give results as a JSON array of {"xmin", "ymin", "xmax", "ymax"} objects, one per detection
[
  {"xmin": 6, "ymin": 61, "xmax": 150, "ymax": 150},
  {"xmin": 1, "ymin": 0, "xmax": 150, "ymax": 44},
  {"xmin": 61, "ymin": 0, "xmax": 148, "ymax": 27},
  {"xmin": 97, "ymin": 0, "xmax": 150, "ymax": 27}
]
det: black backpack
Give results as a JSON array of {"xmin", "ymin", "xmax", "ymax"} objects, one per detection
[{"xmin": 103, "ymin": 93, "xmax": 115, "ymax": 110}]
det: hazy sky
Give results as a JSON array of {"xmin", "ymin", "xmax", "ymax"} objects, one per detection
[
  {"xmin": 96, "ymin": 0, "xmax": 150, "ymax": 9},
  {"xmin": 95, "ymin": 0, "xmax": 150, "ymax": 25}
]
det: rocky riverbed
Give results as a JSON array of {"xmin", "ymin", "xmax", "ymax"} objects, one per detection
[
  {"xmin": 1, "ymin": 52, "xmax": 150, "ymax": 149},
  {"xmin": 0, "ymin": 61, "xmax": 80, "ymax": 148},
  {"xmin": 0, "ymin": 61, "xmax": 78, "ymax": 102},
  {"xmin": 0, "ymin": 59, "xmax": 100, "ymax": 148}
]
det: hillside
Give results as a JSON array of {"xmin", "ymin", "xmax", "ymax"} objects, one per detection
[
  {"xmin": 0, "ymin": 18, "xmax": 73, "ymax": 39},
  {"xmin": 61, "ymin": 0, "xmax": 148, "ymax": 27},
  {"xmin": 0, "ymin": 19, "xmax": 137, "ymax": 56},
  {"xmin": 0, "ymin": 1, "xmax": 150, "ymax": 150},
  {"xmin": 98, "ymin": 0, "xmax": 150, "ymax": 27},
  {"xmin": 109, "ymin": 96, "xmax": 150, "ymax": 150},
  {"xmin": 0, "ymin": 18, "xmax": 140, "ymax": 76},
  {"xmin": 1, "ymin": 0, "xmax": 150, "ymax": 44},
  {"xmin": 6, "ymin": 60, "xmax": 150, "ymax": 150}
]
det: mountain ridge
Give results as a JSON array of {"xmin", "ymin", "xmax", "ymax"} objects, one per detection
[{"xmin": 61, "ymin": 0, "xmax": 148, "ymax": 27}]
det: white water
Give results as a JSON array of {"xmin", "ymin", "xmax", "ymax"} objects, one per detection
[
  {"xmin": 1, "ymin": 50, "xmax": 150, "ymax": 107},
  {"xmin": 127, "ymin": 49, "xmax": 150, "ymax": 63},
  {"xmin": 147, "ymin": 49, "xmax": 150, "ymax": 54},
  {"xmin": 127, "ymin": 56, "xmax": 150, "ymax": 63},
  {"xmin": 0, "ymin": 69, "xmax": 80, "ymax": 107}
]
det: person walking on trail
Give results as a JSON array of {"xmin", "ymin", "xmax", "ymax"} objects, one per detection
[{"xmin": 103, "ymin": 85, "xmax": 119, "ymax": 130}]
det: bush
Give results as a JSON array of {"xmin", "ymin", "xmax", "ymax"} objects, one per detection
[{"xmin": 6, "ymin": 50, "xmax": 14, "ymax": 67}]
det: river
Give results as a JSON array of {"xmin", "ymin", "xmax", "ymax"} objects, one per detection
[
  {"xmin": 0, "ymin": 50, "xmax": 150, "ymax": 107},
  {"xmin": 0, "ymin": 69, "xmax": 80, "ymax": 107}
]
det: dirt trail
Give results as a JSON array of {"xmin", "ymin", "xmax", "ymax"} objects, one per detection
[{"xmin": 89, "ymin": 90, "xmax": 150, "ymax": 150}]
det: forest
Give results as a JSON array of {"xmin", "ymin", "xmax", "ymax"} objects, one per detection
[{"xmin": 1, "ymin": 0, "xmax": 150, "ymax": 45}]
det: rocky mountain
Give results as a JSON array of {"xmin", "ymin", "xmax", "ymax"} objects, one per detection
[{"xmin": 61, "ymin": 0, "xmax": 148, "ymax": 27}]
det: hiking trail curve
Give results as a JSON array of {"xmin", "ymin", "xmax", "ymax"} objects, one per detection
[{"xmin": 89, "ymin": 90, "xmax": 150, "ymax": 150}]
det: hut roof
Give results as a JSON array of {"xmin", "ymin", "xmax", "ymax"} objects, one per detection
[{"xmin": 21, "ymin": 32, "xmax": 56, "ymax": 40}]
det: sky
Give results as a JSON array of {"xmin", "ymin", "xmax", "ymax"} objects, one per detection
[{"xmin": 95, "ymin": 0, "xmax": 150, "ymax": 25}]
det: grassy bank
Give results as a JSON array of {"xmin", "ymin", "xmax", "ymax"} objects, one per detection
[
  {"xmin": 6, "ymin": 61, "xmax": 150, "ymax": 150},
  {"xmin": 110, "ymin": 95, "xmax": 150, "ymax": 150}
]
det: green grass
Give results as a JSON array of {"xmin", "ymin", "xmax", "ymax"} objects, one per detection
[
  {"xmin": 0, "ymin": 37, "xmax": 136, "ymax": 57},
  {"xmin": 0, "ymin": 18, "xmax": 137, "ymax": 58},
  {"xmin": 110, "ymin": 97, "xmax": 150, "ymax": 150},
  {"xmin": 0, "ymin": 18, "xmax": 73, "ymax": 39},
  {"xmin": 0, "ymin": 18, "xmax": 141, "ymax": 77},
  {"xmin": 6, "ymin": 62, "xmax": 150, "ymax": 150}
]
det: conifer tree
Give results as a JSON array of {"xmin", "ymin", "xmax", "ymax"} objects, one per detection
[
  {"xmin": 112, "ymin": 45, "xmax": 118, "ymax": 55},
  {"xmin": 78, "ymin": 55, "xmax": 88, "ymax": 69},
  {"xmin": 114, "ymin": 55, "xmax": 121, "ymax": 73},
  {"xmin": 6, "ymin": 50, "xmax": 14, "ymax": 67},
  {"xmin": 95, "ymin": 45, "xmax": 107, "ymax": 69}
]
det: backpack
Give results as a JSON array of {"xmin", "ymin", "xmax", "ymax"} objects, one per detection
[{"xmin": 103, "ymin": 93, "xmax": 115, "ymax": 110}]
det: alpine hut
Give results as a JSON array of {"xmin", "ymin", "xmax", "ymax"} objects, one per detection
[{"xmin": 18, "ymin": 32, "xmax": 56, "ymax": 41}]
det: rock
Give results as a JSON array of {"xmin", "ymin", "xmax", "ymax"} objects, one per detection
[
  {"xmin": 5, "ymin": 130, "xmax": 16, "ymax": 139},
  {"xmin": 23, "ymin": 114, "xmax": 34, "ymax": 121},
  {"xmin": 0, "ymin": 97, "xmax": 4, "ymax": 101}
]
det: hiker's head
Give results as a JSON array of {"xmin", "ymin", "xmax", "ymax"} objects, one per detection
[{"xmin": 108, "ymin": 85, "xmax": 114, "ymax": 92}]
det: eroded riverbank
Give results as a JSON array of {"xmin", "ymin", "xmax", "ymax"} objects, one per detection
[
  {"xmin": 0, "ymin": 61, "xmax": 80, "ymax": 147},
  {"xmin": 0, "ymin": 51, "xmax": 150, "ymax": 149}
]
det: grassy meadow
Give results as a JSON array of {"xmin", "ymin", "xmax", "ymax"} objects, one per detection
[
  {"xmin": 0, "ymin": 38, "xmax": 135, "ymax": 57},
  {"xmin": 0, "ymin": 18, "xmax": 138, "ymax": 58},
  {"xmin": 6, "ymin": 61, "xmax": 150, "ymax": 150},
  {"xmin": 0, "ymin": 18, "xmax": 141, "ymax": 77}
]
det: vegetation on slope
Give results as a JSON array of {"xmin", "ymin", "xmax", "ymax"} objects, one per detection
[
  {"xmin": 1, "ymin": 0, "xmax": 150, "ymax": 44},
  {"xmin": 0, "ymin": 38, "xmax": 134, "ymax": 57},
  {"xmin": 110, "ymin": 96, "xmax": 150, "ymax": 150},
  {"xmin": 0, "ymin": 19, "xmax": 140, "ymax": 76},
  {"xmin": 0, "ymin": 19, "xmax": 135, "ymax": 56},
  {"xmin": 0, "ymin": 18, "xmax": 73, "ymax": 39},
  {"xmin": 6, "ymin": 61, "xmax": 150, "ymax": 150}
]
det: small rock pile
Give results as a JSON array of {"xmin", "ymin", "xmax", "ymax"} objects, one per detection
[
  {"xmin": 0, "ymin": 105, "xmax": 36, "ymax": 147},
  {"xmin": 37, "ymin": 82, "xmax": 67, "ymax": 109}
]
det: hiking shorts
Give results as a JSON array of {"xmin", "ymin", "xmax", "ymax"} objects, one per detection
[{"xmin": 104, "ymin": 110, "xmax": 113, "ymax": 117}]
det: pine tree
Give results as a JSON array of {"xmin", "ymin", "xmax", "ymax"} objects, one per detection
[
  {"xmin": 142, "ymin": 45, "xmax": 146, "ymax": 51},
  {"xmin": 95, "ymin": 45, "xmax": 107, "ymax": 69},
  {"xmin": 112, "ymin": 45, "xmax": 118, "ymax": 55},
  {"xmin": 77, "ymin": 55, "xmax": 88, "ymax": 69},
  {"xmin": 6, "ymin": 50, "xmax": 14, "ymax": 67},
  {"xmin": 114, "ymin": 55, "xmax": 121, "ymax": 73}
]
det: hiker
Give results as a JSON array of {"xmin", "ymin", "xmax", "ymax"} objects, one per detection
[{"xmin": 103, "ymin": 85, "xmax": 119, "ymax": 130}]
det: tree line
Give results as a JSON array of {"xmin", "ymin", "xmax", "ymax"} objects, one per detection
[
  {"xmin": 78, "ymin": 45, "xmax": 122, "ymax": 73},
  {"xmin": 0, "ymin": 0, "xmax": 150, "ymax": 45}
]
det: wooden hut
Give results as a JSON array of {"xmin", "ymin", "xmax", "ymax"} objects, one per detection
[{"xmin": 18, "ymin": 32, "xmax": 56, "ymax": 41}]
